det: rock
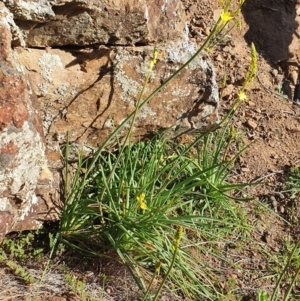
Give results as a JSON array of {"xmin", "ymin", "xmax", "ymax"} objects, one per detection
[
  {"xmin": 15, "ymin": 45, "xmax": 219, "ymax": 151},
  {"xmin": 0, "ymin": 0, "xmax": 220, "ymax": 241},
  {"xmin": 215, "ymin": 54, "xmax": 223, "ymax": 62},
  {"xmin": 0, "ymin": 3, "xmax": 55, "ymax": 242},
  {"xmin": 222, "ymin": 84, "xmax": 234, "ymax": 99},
  {"xmin": 9, "ymin": 0, "xmax": 186, "ymax": 47},
  {"xmin": 271, "ymin": 69, "xmax": 278, "ymax": 77},
  {"xmin": 246, "ymin": 120, "xmax": 258, "ymax": 129},
  {"xmin": 291, "ymin": 70, "xmax": 298, "ymax": 85}
]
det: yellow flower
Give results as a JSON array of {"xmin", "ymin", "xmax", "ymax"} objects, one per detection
[
  {"xmin": 139, "ymin": 202, "xmax": 147, "ymax": 210},
  {"xmin": 221, "ymin": 10, "xmax": 233, "ymax": 22},
  {"xmin": 136, "ymin": 193, "xmax": 145, "ymax": 203},
  {"xmin": 148, "ymin": 47, "xmax": 158, "ymax": 70},
  {"xmin": 238, "ymin": 91, "xmax": 248, "ymax": 101},
  {"xmin": 136, "ymin": 193, "xmax": 147, "ymax": 210}
]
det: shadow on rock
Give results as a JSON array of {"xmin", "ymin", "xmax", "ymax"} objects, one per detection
[{"xmin": 242, "ymin": 0, "xmax": 298, "ymax": 65}]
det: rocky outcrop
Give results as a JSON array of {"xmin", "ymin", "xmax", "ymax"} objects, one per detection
[
  {"xmin": 0, "ymin": 3, "xmax": 53, "ymax": 242},
  {"xmin": 0, "ymin": 0, "xmax": 219, "ymax": 241}
]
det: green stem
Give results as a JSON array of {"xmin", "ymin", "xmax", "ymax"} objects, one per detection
[
  {"xmin": 152, "ymin": 245, "xmax": 179, "ymax": 301},
  {"xmin": 141, "ymin": 270, "xmax": 157, "ymax": 301},
  {"xmin": 270, "ymin": 237, "xmax": 300, "ymax": 301},
  {"xmin": 283, "ymin": 263, "xmax": 300, "ymax": 301},
  {"xmin": 96, "ymin": 50, "xmax": 157, "ymax": 209}
]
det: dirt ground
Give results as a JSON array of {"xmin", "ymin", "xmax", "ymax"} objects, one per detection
[{"xmin": 1, "ymin": 0, "xmax": 300, "ymax": 300}]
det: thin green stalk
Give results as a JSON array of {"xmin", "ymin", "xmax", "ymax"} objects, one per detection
[
  {"xmin": 141, "ymin": 260, "xmax": 161, "ymax": 301},
  {"xmin": 34, "ymin": 232, "xmax": 60, "ymax": 301},
  {"xmin": 152, "ymin": 227, "xmax": 183, "ymax": 301},
  {"xmin": 92, "ymin": 49, "xmax": 158, "ymax": 216},
  {"xmin": 283, "ymin": 263, "xmax": 300, "ymax": 301},
  {"xmin": 270, "ymin": 237, "xmax": 300, "ymax": 301},
  {"xmin": 64, "ymin": 132, "xmax": 70, "ymax": 199}
]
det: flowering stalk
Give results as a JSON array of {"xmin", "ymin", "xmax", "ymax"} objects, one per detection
[
  {"xmin": 235, "ymin": 42, "xmax": 257, "ymax": 107},
  {"xmin": 96, "ymin": 48, "xmax": 158, "ymax": 214},
  {"xmin": 152, "ymin": 227, "xmax": 183, "ymax": 301},
  {"xmin": 141, "ymin": 260, "xmax": 161, "ymax": 301},
  {"xmin": 208, "ymin": 0, "xmax": 246, "ymax": 50}
]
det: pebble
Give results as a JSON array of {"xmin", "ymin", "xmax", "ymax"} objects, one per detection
[
  {"xmin": 222, "ymin": 84, "xmax": 234, "ymax": 98},
  {"xmin": 291, "ymin": 70, "xmax": 298, "ymax": 85},
  {"xmin": 275, "ymin": 192, "xmax": 285, "ymax": 199},
  {"xmin": 271, "ymin": 69, "xmax": 278, "ymax": 77},
  {"xmin": 241, "ymin": 167, "xmax": 249, "ymax": 172},
  {"xmin": 246, "ymin": 120, "xmax": 258, "ymax": 129},
  {"xmin": 215, "ymin": 54, "xmax": 223, "ymax": 62},
  {"xmin": 272, "ymin": 200, "xmax": 277, "ymax": 208}
]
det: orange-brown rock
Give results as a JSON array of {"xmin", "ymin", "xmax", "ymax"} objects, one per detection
[{"xmin": 0, "ymin": 3, "xmax": 54, "ymax": 242}]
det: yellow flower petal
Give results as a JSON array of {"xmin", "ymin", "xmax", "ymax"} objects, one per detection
[
  {"xmin": 136, "ymin": 193, "xmax": 147, "ymax": 210},
  {"xmin": 221, "ymin": 11, "xmax": 233, "ymax": 22},
  {"xmin": 136, "ymin": 193, "xmax": 145, "ymax": 203},
  {"xmin": 238, "ymin": 91, "xmax": 248, "ymax": 101},
  {"xmin": 139, "ymin": 202, "xmax": 148, "ymax": 210}
]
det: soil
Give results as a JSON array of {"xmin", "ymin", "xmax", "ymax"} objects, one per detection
[{"xmin": 1, "ymin": 0, "xmax": 300, "ymax": 300}]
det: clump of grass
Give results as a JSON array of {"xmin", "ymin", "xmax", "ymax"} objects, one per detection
[
  {"xmin": 52, "ymin": 0, "xmax": 257, "ymax": 300},
  {"xmin": 61, "ymin": 127, "xmax": 252, "ymax": 299}
]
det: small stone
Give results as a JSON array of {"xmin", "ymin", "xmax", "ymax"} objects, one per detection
[
  {"xmin": 270, "ymin": 153, "xmax": 279, "ymax": 159},
  {"xmin": 271, "ymin": 69, "xmax": 278, "ymax": 77},
  {"xmin": 222, "ymin": 84, "xmax": 234, "ymax": 98},
  {"xmin": 215, "ymin": 54, "xmax": 223, "ymax": 62},
  {"xmin": 291, "ymin": 70, "xmax": 298, "ymax": 85},
  {"xmin": 241, "ymin": 167, "xmax": 249, "ymax": 172},
  {"xmin": 269, "ymin": 141, "xmax": 276, "ymax": 148},
  {"xmin": 272, "ymin": 200, "xmax": 278, "ymax": 212},
  {"xmin": 246, "ymin": 120, "xmax": 258, "ymax": 129}
]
